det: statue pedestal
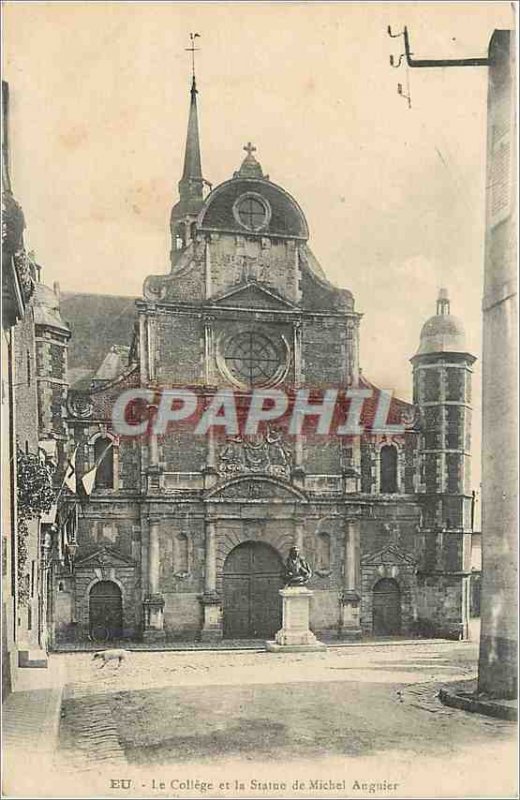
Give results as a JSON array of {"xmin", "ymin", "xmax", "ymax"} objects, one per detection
[{"xmin": 266, "ymin": 586, "xmax": 326, "ymax": 652}]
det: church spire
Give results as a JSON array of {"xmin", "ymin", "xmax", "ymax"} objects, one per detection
[
  {"xmin": 178, "ymin": 75, "xmax": 204, "ymax": 202},
  {"xmin": 178, "ymin": 33, "xmax": 204, "ymax": 203},
  {"xmin": 170, "ymin": 35, "xmax": 207, "ymax": 268}
]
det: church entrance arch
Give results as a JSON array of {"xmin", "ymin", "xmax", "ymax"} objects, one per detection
[
  {"xmin": 89, "ymin": 580, "xmax": 123, "ymax": 642},
  {"xmin": 223, "ymin": 542, "xmax": 283, "ymax": 639},
  {"xmin": 372, "ymin": 578, "xmax": 401, "ymax": 636}
]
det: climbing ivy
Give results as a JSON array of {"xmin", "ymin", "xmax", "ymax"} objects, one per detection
[{"xmin": 16, "ymin": 448, "xmax": 54, "ymax": 605}]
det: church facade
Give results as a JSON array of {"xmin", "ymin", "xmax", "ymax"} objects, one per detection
[{"xmin": 52, "ymin": 77, "xmax": 476, "ymax": 646}]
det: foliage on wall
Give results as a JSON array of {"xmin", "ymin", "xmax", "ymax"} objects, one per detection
[{"xmin": 16, "ymin": 448, "xmax": 54, "ymax": 604}]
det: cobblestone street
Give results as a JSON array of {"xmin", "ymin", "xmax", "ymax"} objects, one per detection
[{"xmin": 50, "ymin": 639, "xmax": 517, "ymax": 799}]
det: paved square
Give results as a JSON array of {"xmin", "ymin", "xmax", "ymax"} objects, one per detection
[{"xmin": 54, "ymin": 641, "xmax": 517, "ymax": 798}]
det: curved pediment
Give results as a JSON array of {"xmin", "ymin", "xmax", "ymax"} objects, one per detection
[{"xmin": 206, "ymin": 475, "xmax": 307, "ymax": 502}]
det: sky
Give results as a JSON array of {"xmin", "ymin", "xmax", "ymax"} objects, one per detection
[{"xmin": 2, "ymin": 1, "xmax": 516, "ymax": 486}]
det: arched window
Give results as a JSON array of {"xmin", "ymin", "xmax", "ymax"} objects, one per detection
[
  {"xmin": 175, "ymin": 223, "xmax": 186, "ymax": 251},
  {"xmin": 316, "ymin": 532, "xmax": 331, "ymax": 572},
  {"xmin": 175, "ymin": 533, "xmax": 189, "ymax": 574},
  {"xmin": 190, "ymin": 221, "xmax": 197, "ymax": 241},
  {"xmin": 94, "ymin": 436, "xmax": 114, "ymax": 489},
  {"xmin": 380, "ymin": 445, "xmax": 398, "ymax": 493}
]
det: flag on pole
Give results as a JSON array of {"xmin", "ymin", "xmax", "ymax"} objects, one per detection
[
  {"xmin": 81, "ymin": 441, "xmax": 113, "ymax": 498},
  {"xmin": 63, "ymin": 446, "xmax": 78, "ymax": 493}
]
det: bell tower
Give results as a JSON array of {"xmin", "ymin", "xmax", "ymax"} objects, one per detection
[
  {"xmin": 411, "ymin": 289, "xmax": 476, "ymax": 638},
  {"xmin": 169, "ymin": 75, "xmax": 209, "ymax": 267}
]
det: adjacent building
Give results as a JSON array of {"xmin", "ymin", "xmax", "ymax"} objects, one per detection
[{"xmin": 2, "ymin": 81, "xmax": 70, "ymax": 696}]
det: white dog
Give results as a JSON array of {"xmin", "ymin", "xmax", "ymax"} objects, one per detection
[{"xmin": 92, "ymin": 648, "xmax": 128, "ymax": 668}]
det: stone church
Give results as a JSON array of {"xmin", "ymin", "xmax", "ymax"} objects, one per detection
[{"xmin": 52, "ymin": 76, "xmax": 476, "ymax": 646}]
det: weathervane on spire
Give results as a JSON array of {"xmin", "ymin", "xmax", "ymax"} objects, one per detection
[{"xmin": 186, "ymin": 33, "xmax": 201, "ymax": 81}]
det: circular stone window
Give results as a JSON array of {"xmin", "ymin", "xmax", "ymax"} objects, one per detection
[
  {"xmin": 219, "ymin": 330, "xmax": 288, "ymax": 388},
  {"xmin": 233, "ymin": 193, "xmax": 271, "ymax": 232}
]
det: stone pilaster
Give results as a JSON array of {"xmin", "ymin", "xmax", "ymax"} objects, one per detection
[
  {"xmin": 148, "ymin": 520, "xmax": 160, "ymax": 595},
  {"xmin": 139, "ymin": 313, "xmax": 148, "ymax": 384},
  {"xmin": 143, "ymin": 519, "xmax": 165, "ymax": 640},
  {"xmin": 202, "ymin": 427, "xmax": 219, "ymax": 490},
  {"xmin": 146, "ymin": 413, "xmax": 162, "ymax": 493},
  {"xmin": 292, "ymin": 441, "xmax": 305, "ymax": 488},
  {"xmin": 291, "ymin": 321, "xmax": 305, "ymax": 488},
  {"xmin": 146, "ymin": 309, "xmax": 157, "ymax": 382},
  {"xmin": 293, "ymin": 319, "xmax": 302, "ymax": 385},
  {"xmin": 294, "ymin": 520, "xmax": 304, "ymax": 551},
  {"xmin": 338, "ymin": 518, "xmax": 362, "ymax": 639},
  {"xmin": 203, "ymin": 314, "xmax": 214, "ymax": 382},
  {"xmin": 200, "ymin": 516, "xmax": 222, "ymax": 641}
]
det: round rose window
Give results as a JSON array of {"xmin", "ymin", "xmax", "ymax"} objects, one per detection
[{"xmin": 221, "ymin": 331, "xmax": 285, "ymax": 387}]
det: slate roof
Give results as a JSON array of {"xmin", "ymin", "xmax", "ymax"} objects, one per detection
[
  {"xmin": 93, "ymin": 345, "xmax": 131, "ymax": 382},
  {"xmin": 60, "ymin": 293, "xmax": 138, "ymax": 379},
  {"xmin": 33, "ymin": 283, "xmax": 69, "ymax": 333}
]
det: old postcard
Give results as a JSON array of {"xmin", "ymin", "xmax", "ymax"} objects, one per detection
[{"xmin": 1, "ymin": 2, "xmax": 517, "ymax": 799}]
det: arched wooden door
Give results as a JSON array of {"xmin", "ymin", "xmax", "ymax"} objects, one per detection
[
  {"xmin": 223, "ymin": 542, "xmax": 283, "ymax": 639},
  {"xmin": 373, "ymin": 578, "xmax": 401, "ymax": 636},
  {"xmin": 89, "ymin": 580, "xmax": 123, "ymax": 641}
]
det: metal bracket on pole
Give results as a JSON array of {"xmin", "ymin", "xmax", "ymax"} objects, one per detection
[
  {"xmin": 387, "ymin": 25, "xmax": 489, "ymax": 109},
  {"xmin": 387, "ymin": 24, "xmax": 489, "ymax": 69}
]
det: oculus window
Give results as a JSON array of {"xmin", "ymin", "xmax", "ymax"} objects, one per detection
[{"xmin": 233, "ymin": 194, "xmax": 270, "ymax": 232}]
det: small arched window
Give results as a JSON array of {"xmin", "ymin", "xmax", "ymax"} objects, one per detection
[
  {"xmin": 175, "ymin": 533, "xmax": 189, "ymax": 574},
  {"xmin": 190, "ymin": 221, "xmax": 197, "ymax": 241},
  {"xmin": 380, "ymin": 445, "xmax": 398, "ymax": 493},
  {"xmin": 94, "ymin": 437, "xmax": 114, "ymax": 489},
  {"xmin": 175, "ymin": 223, "xmax": 186, "ymax": 251},
  {"xmin": 316, "ymin": 532, "xmax": 331, "ymax": 572}
]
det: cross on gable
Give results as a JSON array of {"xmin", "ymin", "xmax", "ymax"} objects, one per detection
[{"xmin": 243, "ymin": 141, "xmax": 257, "ymax": 157}]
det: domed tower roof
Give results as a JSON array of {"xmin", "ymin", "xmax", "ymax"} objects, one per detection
[
  {"xmin": 415, "ymin": 289, "xmax": 468, "ymax": 356},
  {"xmin": 197, "ymin": 143, "xmax": 309, "ymax": 240}
]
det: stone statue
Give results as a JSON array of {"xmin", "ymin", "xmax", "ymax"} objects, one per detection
[{"xmin": 283, "ymin": 546, "xmax": 312, "ymax": 586}]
